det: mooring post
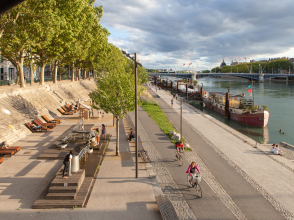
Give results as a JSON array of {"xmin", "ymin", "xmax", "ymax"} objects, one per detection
[{"xmin": 225, "ymin": 88, "xmax": 230, "ymax": 119}]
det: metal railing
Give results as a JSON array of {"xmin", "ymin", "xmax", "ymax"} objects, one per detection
[{"xmin": 62, "ymin": 118, "xmax": 84, "ymax": 142}]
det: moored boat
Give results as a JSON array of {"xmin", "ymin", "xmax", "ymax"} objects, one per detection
[{"xmin": 204, "ymin": 92, "xmax": 269, "ymax": 127}]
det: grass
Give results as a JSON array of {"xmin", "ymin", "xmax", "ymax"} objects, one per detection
[{"xmin": 141, "ymin": 100, "xmax": 186, "ymax": 146}]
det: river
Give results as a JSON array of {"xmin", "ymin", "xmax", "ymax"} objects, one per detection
[{"xmin": 189, "ymin": 77, "xmax": 294, "ymax": 145}]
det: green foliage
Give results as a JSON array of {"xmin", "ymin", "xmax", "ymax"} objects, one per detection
[
  {"xmin": 220, "ymin": 58, "xmax": 293, "ymax": 73},
  {"xmin": 141, "ymin": 102, "xmax": 185, "ymax": 144},
  {"xmin": 182, "ymin": 79, "xmax": 187, "ymax": 83},
  {"xmin": 211, "ymin": 67, "xmax": 221, "ymax": 73},
  {"xmin": 192, "ymin": 79, "xmax": 198, "ymax": 86},
  {"xmin": 202, "ymin": 70, "xmax": 210, "ymax": 73},
  {"xmin": 262, "ymin": 104, "xmax": 269, "ymax": 111}
]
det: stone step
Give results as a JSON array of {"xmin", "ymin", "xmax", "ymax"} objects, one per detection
[
  {"xmin": 48, "ymin": 186, "xmax": 78, "ymax": 193},
  {"xmin": 46, "ymin": 193, "xmax": 76, "ymax": 200},
  {"xmin": 32, "ymin": 199, "xmax": 84, "ymax": 209},
  {"xmin": 51, "ymin": 169, "xmax": 85, "ymax": 188}
]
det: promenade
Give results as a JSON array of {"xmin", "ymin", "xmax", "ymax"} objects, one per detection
[
  {"xmin": 0, "ymin": 106, "xmax": 161, "ymax": 220},
  {"xmin": 146, "ymin": 85, "xmax": 294, "ymax": 219}
]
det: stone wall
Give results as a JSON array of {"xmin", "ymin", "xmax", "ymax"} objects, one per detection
[{"xmin": 0, "ymin": 80, "xmax": 96, "ymax": 145}]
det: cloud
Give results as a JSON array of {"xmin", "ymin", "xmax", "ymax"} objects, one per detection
[{"xmin": 94, "ymin": 0, "xmax": 294, "ymax": 69}]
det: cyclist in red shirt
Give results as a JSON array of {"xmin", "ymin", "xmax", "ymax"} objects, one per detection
[{"xmin": 176, "ymin": 141, "xmax": 184, "ymax": 157}]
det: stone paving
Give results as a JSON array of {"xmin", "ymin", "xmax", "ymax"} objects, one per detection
[{"xmin": 128, "ymin": 111, "xmax": 196, "ymax": 220}]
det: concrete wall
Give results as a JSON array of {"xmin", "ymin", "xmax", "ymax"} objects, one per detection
[{"xmin": 0, "ymin": 80, "xmax": 96, "ymax": 145}]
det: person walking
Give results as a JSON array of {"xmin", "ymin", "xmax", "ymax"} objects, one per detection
[
  {"xmin": 171, "ymin": 98, "xmax": 174, "ymax": 107},
  {"xmin": 92, "ymin": 108, "xmax": 94, "ymax": 118},
  {"xmin": 176, "ymin": 93, "xmax": 178, "ymax": 100},
  {"xmin": 101, "ymin": 124, "xmax": 107, "ymax": 139},
  {"xmin": 95, "ymin": 128, "xmax": 100, "ymax": 146},
  {"xmin": 62, "ymin": 151, "xmax": 74, "ymax": 179}
]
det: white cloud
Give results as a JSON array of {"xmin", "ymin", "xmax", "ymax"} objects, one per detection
[{"xmin": 94, "ymin": 0, "xmax": 294, "ymax": 69}]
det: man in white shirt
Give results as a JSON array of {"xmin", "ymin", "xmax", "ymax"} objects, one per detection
[{"xmin": 274, "ymin": 145, "xmax": 282, "ymax": 156}]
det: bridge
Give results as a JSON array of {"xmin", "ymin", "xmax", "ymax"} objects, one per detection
[{"xmin": 149, "ymin": 72, "xmax": 294, "ymax": 82}]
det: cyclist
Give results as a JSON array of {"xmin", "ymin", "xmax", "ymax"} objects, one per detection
[
  {"xmin": 186, "ymin": 161, "xmax": 200, "ymax": 186},
  {"xmin": 175, "ymin": 141, "xmax": 184, "ymax": 158}
]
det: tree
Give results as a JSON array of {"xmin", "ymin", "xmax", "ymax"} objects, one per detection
[{"xmin": 91, "ymin": 45, "xmax": 136, "ymax": 156}]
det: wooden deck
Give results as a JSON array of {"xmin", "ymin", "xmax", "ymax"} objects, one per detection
[{"xmin": 32, "ymin": 134, "xmax": 111, "ymax": 209}]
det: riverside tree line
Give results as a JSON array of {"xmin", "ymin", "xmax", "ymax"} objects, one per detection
[{"xmin": 0, "ymin": 0, "xmax": 148, "ymax": 88}]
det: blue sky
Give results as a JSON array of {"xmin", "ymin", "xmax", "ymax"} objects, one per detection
[{"xmin": 94, "ymin": 0, "xmax": 294, "ymax": 70}]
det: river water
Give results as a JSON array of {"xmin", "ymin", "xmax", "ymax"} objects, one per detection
[{"xmin": 189, "ymin": 77, "xmax": 294, "ymax": 145}]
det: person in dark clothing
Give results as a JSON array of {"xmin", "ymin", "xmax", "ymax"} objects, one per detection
[
  {"xmin": 127, "ymin": 128, "xmax": 135, "ymax": 141},
  {"xmin": 62, "ymin": 150, "xmax": 74, "ymax": 179}
]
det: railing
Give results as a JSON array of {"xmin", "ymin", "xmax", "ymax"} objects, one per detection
[{"xmin": 62, "ymin": 118, "xmax": 84, "ymax": 142}]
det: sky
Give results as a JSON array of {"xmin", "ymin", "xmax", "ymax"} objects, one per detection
[{"xmin": 94, "ymin": 0, "xmax": 294, "ymax": 70}]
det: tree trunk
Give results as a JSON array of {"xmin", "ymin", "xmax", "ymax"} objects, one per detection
[
  {"xmin": 52, "ymin": 61, "xmax": 58, "ymax": 84},
  {"xmin": 71, "ymin": 63, "xmax": 75, "ymax": 81},
  {"xmin": 40, "ymin": 61, "xmax": 45, "ymax": 85},
  {"xmin": 15, "ymin": 65, "xmax": 20, "ymax": 85},
  {"xmin": 18, "ymin": 50, "xmax": 25, "ymax": 88},
  {"xmin": 83, "ymin": 69, "xmax": 86, "ymax": 80},
  {"xmin": 77, "ymin": 68, "xmax": 80, "ymax": 81},
  {"xmin": 30, "ymin": 58, "xmax": 34, "ymax": 85},
  {"xmin": 116, "ymin": 117, "xmax": 120, "ymax": 156}
]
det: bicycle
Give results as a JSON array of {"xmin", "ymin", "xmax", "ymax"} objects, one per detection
[
  {"xmin": 188, "ymin": 173, "xmax": 202, "ymax": 198},
  {"xmin": 175, "ymin": 149, "xmax": 184, "ymax": 166}
]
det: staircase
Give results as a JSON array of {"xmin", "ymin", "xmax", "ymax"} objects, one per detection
[{"xmin": 33, "ymin": 168, "xmax": 92, "ymax": 209}]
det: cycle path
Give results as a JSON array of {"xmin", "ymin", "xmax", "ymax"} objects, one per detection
[{"xmin": 145, "ymin": 86, "xmax": 286, "ymax": 220}]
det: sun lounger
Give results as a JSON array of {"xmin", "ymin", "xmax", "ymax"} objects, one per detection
[
  {"xmin": 42, "ymin": 115, "xmax": 62, "ymax": 124},
  {"xmin": 33, "ymin": 118, "xmax": 57, "ymax": 129},
  {"xmin": 25, "ymin": 122, "xmax": 49, "ymax": 132},
  {"xmin": 62, "ymin": 106, "xmax": 76, "ymax": 113},
  {"xmin": 58, "ymin": 108, "xmax": 73, "ymax": 115},
  {"xmin": 65, "ymin": 104, "xmax": 77, "ymax": 113},
  {"xmin": 0, "ymin": 149, "xmax": 15, "ymax": 156},
  {"xmin": 0, "ymin": 143, "xmax": 21, "ymax": 152},
  {"xmin": 0, "ymin": 157, "xmax": 3, "ymax": 163}
]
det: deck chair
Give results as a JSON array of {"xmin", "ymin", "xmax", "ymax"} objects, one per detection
[
  {"xmin": 0, "ymin": 149, "xmax": 15, "ymax": 156},
  {"xmin": 58, "ymin": 108, "xmax": 73, "ymax": 115},
  {"xmin": 25, "ymin": 122, "xmax": 49, "ymax": 132},
  {"xmin": 42, "ymin": 115, "xmax": 62, "ymax": 124},
  {"xmin": 65, "ymin": 104, "xmax": 77, "ymax": 113},
  {"xmin": 0, "ymin": 142, "xmax": 21, "ymax": 152},
  {"xmin": 0, "ymin": 157, "xmax": 3, "ymax": 163},
  {"xmin": 62, "ymin": 106, "xmax": 75, "ymax": 113},
  {"xmin": 33, "ymin": 118, "xmax": 57, "ymax": 129}
]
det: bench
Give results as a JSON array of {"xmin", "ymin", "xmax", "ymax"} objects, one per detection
[
  {"xmin": 33, "ymin": 118, "xmax": 57, "ymax": 129},
  {"xmin": 138, "ymin": 140, "xmax": 151, "ymax": 163},
  {"xmin": 58, "ymin": 108, "xmax": 73, "ymax": 115},
  {"xmin": 25, "ymin": 122, "xmax": 49, "ymax": 132},
  {"xmin": 42, "ymin": 115, "xmax": 62, "ymax": 124}
]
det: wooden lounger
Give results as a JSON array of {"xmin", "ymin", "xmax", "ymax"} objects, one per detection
[
  {"xmin": 0, "ymin": 150, "xmax": 15, "ymax": 156},
  {"xmin": 62, "ymin": 106, "xmax": 76, "ymax": 113},
  {"xmin": 0, "ymin": 157, "xmax": 3, "ymax": 164},
  {"xmin": 58, "ymin": 108, "xmax": 73, "ymax": 115},
  {"xmin": 25, "ymin": 123, "xmax": 49, "ymax": 132},
  {"xmin": 7, "ymin": 146, "xmax": 21, "ymax": 152},
  {"xmin": 33, "ymin": 119, "xmax": 57, "ymax": 129},
  {"xmin": 42, "ymin": 115, "xmax": 62, "ymax": 124},
  {"xmin": 65, "ymin": 104, "xmax": 77, "ymax": 113}
]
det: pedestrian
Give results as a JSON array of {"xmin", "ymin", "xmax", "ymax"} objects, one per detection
[
  {"xmin": 176, "ymin": 93, "xmax": 178, "ymax": 100},
  {"xmin": 102, "ymin": 112, "xmax": 104, "ymax": 118},
  {"xmin": 95, "ymin": 128, "xmax": 100, "ymax": 145},
  {"xmin": 92, "ymin": 108, "xmax": 94, "ymax": 118},
  {"xmin": 171, "ymin": 98, "xmax": 173, "ymax": 107},
  {"xmin": 62, "ymin": 150, "xmax": 74, "ymax": 179},
  {"xmin": 156, "ymin": 88, "xmax": 158, "ymax": 92},
  {"xmin": 101, "ymin": 124, "xmax": 107, "ymax": 139},
  {"xmin": 159, "ymin": 86, "xmax": 161, "ymax": 90}
]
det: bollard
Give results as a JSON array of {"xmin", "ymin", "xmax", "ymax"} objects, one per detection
[{"xmin": 69, "ymin": 160, "xmax": 72, "ymax": 176}]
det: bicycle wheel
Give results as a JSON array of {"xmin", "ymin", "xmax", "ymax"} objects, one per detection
[
  {"xmin": 195, "ymin": 183, "xmax": 202, "ymax": 198},
  {"xmin": 179, "ymin": 154, "xmax": 183, "ymax": 166}
]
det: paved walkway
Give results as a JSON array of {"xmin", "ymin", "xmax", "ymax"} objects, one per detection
[
  {"xmin": 148, "ymin": 86, "xmax": 294, "ymax": 219},
  {"xmin": 0, "ymin": 106, "xmax": 161, "ymax": 219}
]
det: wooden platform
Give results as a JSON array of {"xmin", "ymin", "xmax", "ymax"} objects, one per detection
[{"xmin": 32, "ymin": 134, "xmax": 111, "ymax": 209}]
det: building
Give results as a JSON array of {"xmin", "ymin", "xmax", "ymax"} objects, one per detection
[{"xmin": 220, "ymin": 59, "xmax": 226, "ymax": 68}]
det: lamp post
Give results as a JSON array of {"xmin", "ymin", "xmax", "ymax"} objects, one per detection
[{"xmin": 122, "ymin": 50, "xmax": 142, "ymax": 178}]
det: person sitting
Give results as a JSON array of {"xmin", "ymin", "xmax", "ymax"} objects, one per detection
[
  {"xmin": 30, "ymin": 124, "xmax": 42, "ymax": 130},
  {"xmin": 186, "ymin": 162, "xmax": 200, "ymax": 186},
  {"xmin": 270, "ymin": 144, "xmax": 275, "ymax": 153},
  {"xmin": 274, "ymin": 144, "xmax": 282, "ymax": 156},
  {"xmin": 0, "ymin": 141, "xmax": 9, "ymax": 149},
  {"xmin": 127, "ymin": 128, "xmax": 135, "ymax": 141}
]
